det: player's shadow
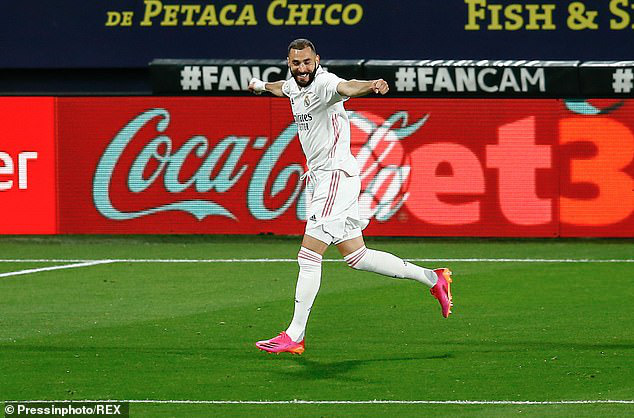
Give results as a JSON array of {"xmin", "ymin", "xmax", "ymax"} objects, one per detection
[{"xmin": 273, "ymin": 354, "xmax": 452, "ymax": 381}]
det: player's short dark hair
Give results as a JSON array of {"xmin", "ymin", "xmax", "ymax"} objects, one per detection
[{"xmin": 288, "ymin": 38, "xmax": 316, "ymax": 55}]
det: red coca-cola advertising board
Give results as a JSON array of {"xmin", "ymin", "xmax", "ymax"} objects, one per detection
[{"xmin": 55, "ymin": 97, "xmax": 634, "ymax": 237}]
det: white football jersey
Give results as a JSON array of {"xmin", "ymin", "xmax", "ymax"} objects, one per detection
[{"xmin": 282, "ymin": 66, "xmax": 359, "ymax": 176}]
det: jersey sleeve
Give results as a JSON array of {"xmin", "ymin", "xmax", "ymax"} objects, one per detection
[{"xmin": 317, "ymin": 72, "xmax": 347, "ymax": 106}]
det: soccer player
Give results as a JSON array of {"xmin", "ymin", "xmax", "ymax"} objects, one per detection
[{"xmin": 249, "ymin": 39, "xmax": 453, "ymax": 355}]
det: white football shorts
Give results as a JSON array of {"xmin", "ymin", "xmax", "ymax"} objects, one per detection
[{"xmin": 304, "ymin": 169, "xmax": 369, "ymax": 245}]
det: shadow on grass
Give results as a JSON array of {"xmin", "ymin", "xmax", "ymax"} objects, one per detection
[{"xmin": 267, "ymin": 354, "xmax": 454, "ymax": 381}]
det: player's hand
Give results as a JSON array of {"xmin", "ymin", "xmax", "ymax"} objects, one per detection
[
  {"xmin": 371, "ymin": 79, "xmax": 389, "ymax": 95},
  {"xmin": 248, "ymin": 78, "xmax": 265, "ymax": 95}
]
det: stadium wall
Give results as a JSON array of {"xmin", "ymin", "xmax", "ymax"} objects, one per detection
[{"xmin": 2, "ymin": 96, "xmax": 633, "ymax": 237}]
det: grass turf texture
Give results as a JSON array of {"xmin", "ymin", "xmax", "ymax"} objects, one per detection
[{"xmin": 0, "ymin": 235, "xmax": 632, "ymax": 417}]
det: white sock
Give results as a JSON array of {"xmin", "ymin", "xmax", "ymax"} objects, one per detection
[
  {"xmin": 344, "ymin": 246, "xmax": 438, "ymax": 288},
  {"xmin": 285, "ymin": 247, "xmax": 322, "ymax": 342}
]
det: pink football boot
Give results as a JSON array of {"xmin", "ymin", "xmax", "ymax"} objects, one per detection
[
  {"xmin": 256, "ymin": 332, "xmax": 305, "ymax": 354},
  {"xmin": 430, "ymin": 268, "xmax": 453, "ymax": 318}
]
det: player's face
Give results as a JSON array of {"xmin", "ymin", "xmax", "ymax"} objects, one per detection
[{"xmin": 288, "ymin": 47, "xmax": 319, "ymax": 87}]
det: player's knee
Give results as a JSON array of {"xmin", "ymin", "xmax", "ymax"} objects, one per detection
[
  {"xmin": 345, "ymin": 246, "xmax": 369, "ymax": 270},
  {"xmin": 297, "ymin": 247, "xmax": 322, "ymax": 270}
]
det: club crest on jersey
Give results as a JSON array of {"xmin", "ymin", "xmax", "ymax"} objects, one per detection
[{"xmin": 304, "ymin": 95, "xmax": 311, "ymax": 107}]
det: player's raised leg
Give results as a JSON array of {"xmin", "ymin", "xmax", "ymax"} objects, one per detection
[{"xmin": 337, "ymin": 236, "xmax": 454, "ymax": 317}]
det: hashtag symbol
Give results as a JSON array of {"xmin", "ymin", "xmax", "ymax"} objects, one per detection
[
  {"xmin": 612, "ymin": 68, "xmax": 634, "ymax": 93},
  {"xmin": 181, "ymin": 66, "xmax": 202, "ymax": 91},
  {"xmin": 394, "ymin": 67, "xmax": 417, "ymax": 92}
]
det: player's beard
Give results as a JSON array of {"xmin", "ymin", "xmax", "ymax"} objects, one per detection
[{"xmin": 292, "ymin": 66, "xmax": 318, "ymax": 87}]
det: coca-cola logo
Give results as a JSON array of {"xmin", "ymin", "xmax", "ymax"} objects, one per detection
[
  {"xmin": 350, "ymin": 111, "xmax": 428, "ymax": 222},
  {"xmin": 93, "ymin": 108, "xmax": 428, "ymax": 222}
]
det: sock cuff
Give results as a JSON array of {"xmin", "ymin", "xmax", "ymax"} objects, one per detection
[
  {"xmin": 298, "ymin": 247, "xmax": 322, "ymax": 264},
  {"xmin": 344, "ymin": 245, "xmax": 368, "ymax": 268}
]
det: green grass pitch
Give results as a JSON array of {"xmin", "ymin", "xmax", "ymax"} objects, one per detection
[{"xmin": 0, "ymin": 235, "xmax": 633, "ymax": 417}]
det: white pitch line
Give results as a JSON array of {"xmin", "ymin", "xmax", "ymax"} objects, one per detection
[
  {"xmin": 0, "ymin": 260, "xmax": 115, "ymax": 278},
  {"xmin": 12, "ymin": 399, "xmax": 634, "ymax": 405},
  {"xmin": 0, "ymin": 258, "xmax": 633, "ymax": 263}
]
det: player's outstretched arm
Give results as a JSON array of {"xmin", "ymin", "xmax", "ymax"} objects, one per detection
[
  {"xmin": 249, "ymin": 78, "xmax": 285, "ymax": 97},
  {"xmin": 337, "ymin": 79, "xmax": 389, "ymax": 97}
]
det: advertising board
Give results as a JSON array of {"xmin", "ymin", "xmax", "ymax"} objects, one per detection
[
  {"xmin": 5, "ymin": 1, "xmax": 634, "ymax": 68},
  {"xmin": 55, "ymin": 97, "xmax": 634, "ymax": 236},
  {"xmin": 0, "ymin": 98, "xmax": 57, "ymax": 234}
]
